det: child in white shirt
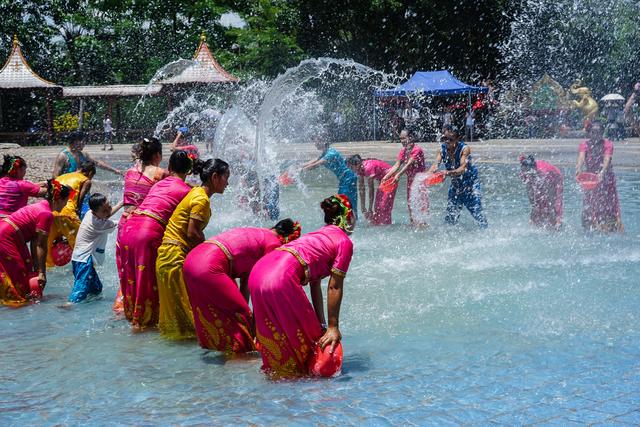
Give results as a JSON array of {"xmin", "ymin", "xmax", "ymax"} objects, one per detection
[{"xmin": 68, "ymin": 193, "xmax": 122, "ymax": 303}]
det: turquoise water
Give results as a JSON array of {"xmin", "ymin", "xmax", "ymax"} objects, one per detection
[{"xmin": 2, "ymin": 163, "xmax": 640, "ymax": 425}]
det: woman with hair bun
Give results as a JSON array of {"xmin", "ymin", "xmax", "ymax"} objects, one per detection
[
  {"xmin": 0, "ymin": 180, "xmax": 71, "ymax": 306},
  {"xmin": 156, "ymin": 158, "xmax": 230, "ymax": 340},
  {"xmin": 113, "ymin": 137, "xmax": 168, "ymax": 313},
  {"xmin": 249, "ymin": 194, "xmax": 354, "ymax": 378},
  {"xmin": 119, "ymin": 150, "xmax": 193, "ymax": 330},
  {"xmin": 0, "ymin": 155, "xmax": 47, "ymax": 217},
  {"xmin": 183, "ymin": 219, "xmax": 302, "ymax": 353}
]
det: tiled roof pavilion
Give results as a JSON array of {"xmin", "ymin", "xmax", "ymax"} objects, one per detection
[{"xmin": 0, "ymin": 35, "xmax": 61, "ymax": 91}]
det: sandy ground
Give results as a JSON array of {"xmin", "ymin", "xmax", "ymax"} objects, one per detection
[{"xmin": 2, "ymin": 137, "xmax": 639, "ymax": 183}]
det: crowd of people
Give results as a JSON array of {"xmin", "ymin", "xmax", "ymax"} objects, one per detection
[{"xmin": 0, "ymin": 118, "xmax": 624, "ymax": 378}]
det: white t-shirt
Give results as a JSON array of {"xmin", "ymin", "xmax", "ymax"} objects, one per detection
[
  {"xmin": 72, "ymin": 211, "xmax": 117, "ymax": 265},
  {"xmin": 103, "ymin": 118, "xmax": 112, "ymax": 133}
]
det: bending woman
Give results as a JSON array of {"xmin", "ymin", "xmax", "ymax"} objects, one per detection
[
  {"xmin": 119, "ymin": 151, "xmax": 193, "ymax": 330},
  {"xmin": 156, "ymin": 158, "xmax": 230, "ymax": 340},
  {"xmin": 0, "ymin": 180, "xmax": 71, "ymax": 306},
  {"xmin": 46, "ymin": 161, "xmax": 96, "ymax": 266},
  {"xmin": 249, "ymin": 195, "xmax": 354, "ymax": 378},
  {"xmin": 576, "ymin": 120, "xmax": 623, "ymax": 232},
  {"xmin": 520, "ymin": 154, "xmax": 563, "ymax": 230},
  {"xmin": 114, "ymin": 137, "xmax": 168, "ymax": 313},
  {"xmin": 0, "ymin": 155, "xmax": 46, "ymax": 217},
  {"xmin": 183, "ymin": 219, "xmax": 301, "ymax": 354},
  {"xmin": 347, "ymin": 154, "xmax": 396, "ymax": 225},
  {"xmin": 302, "ymin": 138, "xmax": 358, "ymax": 218}
]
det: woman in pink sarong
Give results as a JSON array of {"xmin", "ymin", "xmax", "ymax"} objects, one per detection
[
  {"xmin": 519, "ymin": 154, "xmax": 563, "ymax": 230},
  {"xmin": 113, "ymin": 138, "xmax": 168, "ymax": 313},
  {"xmin": 347, "ymin": 154, "xmax": 396, "ymax": 225},
  {"xmin": 0, "ymin": 181, "xmax": 71, "ymax": 306},
  {"xmin": 249, "ymin": 195, "xmax": 354, "ymax": 378},
  {"xmin": 183, "ymin": 219, "xmax": 301, "ymax": 354},
  {"xmin": 0, "ymin": 155, "xmax": 46, "ymax": 217},
  {"xmin": 382, "ymin": 128, "xmax": 427, "ymax": 224},
  {"xmin": 119, "ymin": 150, "xmax": 193, "ymax": 329},
  {"xmin": 576, "ymin": 120, "xmax": 623, "ymax": 232}
]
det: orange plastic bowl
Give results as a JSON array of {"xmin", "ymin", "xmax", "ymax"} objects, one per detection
[
  {"xmin": 424, "ymin": 171, "xmax": 446, "ymax": 186},
  {"xmin": 576, "ymin": 172, "xmax": 598, "ymax": 191},
  {"xmin": 379, "ymin": 178, "xmax": 398, "ymax": 193},
  {"xmin": 51, "ymin": 240, "xmax": 72, "ymax": 266},
  {"xmin": 278, "ymin": 171, "xmax": 294, "ymax": 186},
  {"xmin": 309, "ymin": 342, "xmax": 344, "ymax": 377}
]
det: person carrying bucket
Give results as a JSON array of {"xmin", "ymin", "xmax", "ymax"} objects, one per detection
[
  {"xmin": 519, "ymin": 154, "xmax": 563, "ymax": 230},
  {"xmin": 427, "ymin": 124, "xmax": 488, "ymax": 228},
  {"xmin": 346, "ymin": 154, "xmax": 396, "ymax": 225}
]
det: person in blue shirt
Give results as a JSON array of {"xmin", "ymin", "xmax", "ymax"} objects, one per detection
[
  {"xmin": 302, "ymin": 137, "xmax": 358, "ymax": 218},
  {"xmin": 427, "ymin": 124, "xmax": 487, "ymax": 228}
]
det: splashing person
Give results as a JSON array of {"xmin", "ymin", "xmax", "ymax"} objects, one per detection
[
  {"xmin": 113, "ymin": 138, "xmax": 168, "ymax": 313},
  {"xmin": 156, "ymin": 159, "xmax": 230, "ymax": 340},
  {"xmin": 52, "ymin": 131, "xmax": 123, "ymax": 178},
  {"xmin": 347, "ymin": 154, "xmax": 396, "ymax": 225},
  {"xmin": 183, "ymin": 219, "xmax": 301, "ymax": 354},
  {"xmin": 46, "ymin": 161, "xmax": 97, "ymax": 267},
  {"xmin": 249, "ymin": 195, "xmax": 354, "ymax": 378},
  {"xmin": 575, "ymin": 120, "xmax": 623, "ymax": 232},
  {"xmin": 382, "ymin": 128, "xmax": 427, "ymax": 225},
  {"xmin": 0, "ymin": 180, "xmax": 71, "ymax": 306},
  {"xmin": 0, "ymin": 155, "xmax": 47, "ymax": 217},
  {"xmin": 302, "ymin": 136, "xmax": 358, "ymax": 218},
  {"xmin": 427, "ymin": 124, "xmax": 488, "ymax": 228},
  {"xmin": 118, "ymin": 151, "xmax": 193, "ymax": 330},
  {"xmin": 170, "ymin": 126, "xmax": 200, "ymax": 159},
  {"xmin": 519, "ymin": 154, "xmax": 563, "ymax": 230}
]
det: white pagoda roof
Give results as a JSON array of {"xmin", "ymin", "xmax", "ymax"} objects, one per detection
[
  {"xmin": 0, "ymin": 36, "xmax": 60, "ymax": 90},
  {"xmin": 161, "ymin": 34, "xmax": 238, "ymax": 85}
]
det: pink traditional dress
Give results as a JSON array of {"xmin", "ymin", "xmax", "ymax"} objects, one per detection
[
  {"xmin": 249, "ymin": 225, "xmax": 353, "ymax": 377},
  {"xmin": 119, "ymin": 176, "xmax": 191, "ymax": 328},
  {"xmin": 521, "ymin": 160, "xmax": 563, "ymax": 228},
  {"xmin": 0, "ymin": 201, "xmax": 53, "ymax": 306},
  {"xmin": 397, "ymin": 145, "xmax": 426, "ymax": 223},
  {"xmin": 360, "ymin": 159, "xmax": 396, "ymax": 225},
  {"xmin": 0, "ymin": 176, "xmax": 42, "ymax": 217},
  {"xmin": 114, "ymin": 165, "xmax": 167, "ymax": 313},
  {"xmin": 184, "ymin": 227, "xmax": 282, "ymax": 353},
  {"xmin": 579, "ymin": 139, "xmax": 622, "ymax": 231}
]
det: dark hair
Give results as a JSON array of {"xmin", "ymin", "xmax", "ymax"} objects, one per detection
[
  {"xmin": 168, "ymin": 150, "xmax": 194, "ymax": 174},
  {"xmin": 1, "ymin": 155, "xmax": 26, "ymax": 177},
  {"xmin": 46, "ymin": 180, "xmax": 72, "ymax": 203},
  {"xmin": 520, "ymin": 154, "xmax": 536, "ymax": 169},
  {"xmin": 67, "ymin": 131, "xmax": 87, "ymax": 144},
  {"xmin": 273, "ymin": 218, "xmax": 295, "ymax": 236},
  {"xmin": 133, "ymin": 137, "xmax": 162, "ymax": 164},
  {"xmin": 442, "ymin": 124, "xmax": 462, "ymax": 136},
  {"xmin": 192, "ymin": 158, "xmax": 229, "ymax": 184},
  {"xmin": 321, "ymin": 197, "xmax": 341, "ymax": 225},
  {"xmin": 589, "ymin": 119, "xmax": 604, "ymax": 130},
  {"xmin": 346, "ymin": 154, "xmax": 363, "ymax": 166},
  {"xmin": 80, "ymin": 160, "xmax": 96, "ymax": 176},
  {"xmin": 88, "ymin": 193, "xmax": 108, "ymax": 212}
]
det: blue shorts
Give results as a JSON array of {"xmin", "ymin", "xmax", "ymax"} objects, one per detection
[{"xmin": 69, "ymin": 256, "xmax": 103, "ymax": 303}]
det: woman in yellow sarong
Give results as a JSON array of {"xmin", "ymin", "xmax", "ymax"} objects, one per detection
[
  {"xmin": 46, "ymin": 161, "xmax": 96, "ymax": 267},
  {"xmin": 156, "ymin": 158, "xmax": 229, "ymax": 340}
]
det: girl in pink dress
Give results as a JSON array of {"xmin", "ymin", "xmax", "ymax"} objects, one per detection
[
  {"xmin": 114, "ymin": 138, "xmax": 168, "ymax": 313},
  {"xmin": 520, "ymin": 155, "xmax": 563, "ymax": 229},
  {"xmin": 119, "ymin": 151, "xmax": 193, "ymax": 329},
  {"xmin": 0, "ymin": 181, "xmax": 71, "ymax": 306},
  {"xmin": 347, "ymin": 154, "xmax": 396, "ymax": 225},
  {"xmin": 576, "ymin": 120, "xmax": 623, "ymax": 232},
  {"xmin": 183, "ymin": 219, "xmax": 301, "ymax": 354},
  {"xmin": 0, "ymin": 155, "xmax": 46, "ymax": 217},
  {"xmin": 249, "ymin": 195, "xmax": 354, "ymax": 378},
  {"xmin": 382, "ymin": 128, "xmax": 427, "ymax": 224}
]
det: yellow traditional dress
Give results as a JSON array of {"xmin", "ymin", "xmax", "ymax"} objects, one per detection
[
  {"xmin": 46, "ymin": 171, "xmax": 88, "ymax": 267},
  {"xmin": 156, "ymin": 186, "xmax": 211, "ymax": 340}
]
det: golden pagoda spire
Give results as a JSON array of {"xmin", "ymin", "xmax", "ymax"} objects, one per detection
[
  {"xmin": 12, "ymin": 34, "xmax": 18, "ymax": 47},
  {"xmin": 200, "ymin": 31, "xmax": 207, "ymax": 43}
]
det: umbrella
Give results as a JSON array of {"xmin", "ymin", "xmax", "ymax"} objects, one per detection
[{"xmin": 600, "ymin": 93, "xmax": 625, "ymax": 102}]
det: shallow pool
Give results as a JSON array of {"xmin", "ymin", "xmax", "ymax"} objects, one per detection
[{"xmin": 2, "ymin": 164, "xmax": 640, "ymax": 425}]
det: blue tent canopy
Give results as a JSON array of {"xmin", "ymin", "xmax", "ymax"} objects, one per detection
[{"xmin": 375, "ymin": 70, "xmax": 488, "ymax": 97}]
